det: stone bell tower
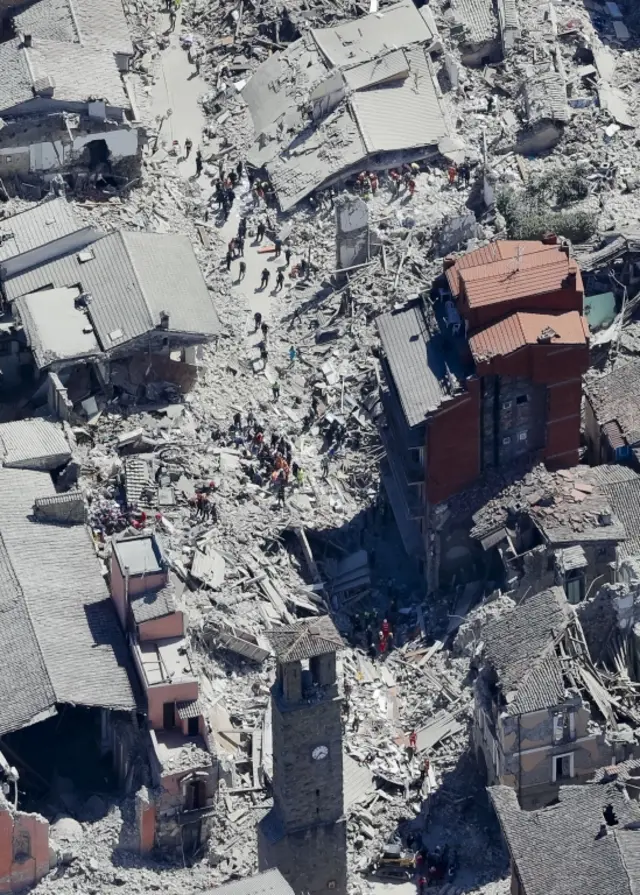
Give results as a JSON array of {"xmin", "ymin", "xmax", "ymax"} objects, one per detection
[{"xmin": 258, "ymin": 617, "xmax": 347, "ymax": 895}]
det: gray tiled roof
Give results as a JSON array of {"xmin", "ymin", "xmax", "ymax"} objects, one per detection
[
  {"xmin": 0, "ymin": 198, "xmax": 80, "ymax": 265},
  {"xmin": 586, "ymin": 359, "xmax": 640, "ymax": 448},
  {"xmin": 594, "ymin": 471, "xmax": 640, "ymax": 558},
  {"xmin": 489, "ymin": 784, "xmax": 640, "ymax": 895},
  {"xmin": 268, "ymin": 616, "xmax": 344, "ymax": 661},
  {"xmin": 14, "ymin": 0, "xmax": 133, "ymax": 58},
  {"xmin": 0, "ymin": 37, "xmax": 128, "ymax": 113},
  {"xmin": 0, "ymin": 531, "xmax": 56, "ymax": 736},
  {"xmin": 204, "ymin": 870, "xmax": 295, "ymax": 895},
  {"xmin": 481, "ymin": 587, "xmax": 571, "ymax": 714},
  {"xmin": 0, "ymin": 418, "xmax": 71, "ymax": 470},
  {"xmin": 377, "ymin": 302, "xmax": 449, "ymax": 428},
  {"xmin": 6, "ymin": 230, "xmax": 220, "ymax": 351},
  {"xmin": 28, "ymin": 39, "xmax": 128, "ymax": 107},
  {"xmin": 130, "ymin": 577, "xmax": 177, "ymax": 624},
  {"xmin": 451, "ymin": 0, "xmax": 497, "ymax": 45},
  {"xmin": 0, "ymin": 465, "xmax": 135, "ymax": 736},
  {"xmin": 0, "ymin": 39, "xmax": 33, "ymax": 110}
]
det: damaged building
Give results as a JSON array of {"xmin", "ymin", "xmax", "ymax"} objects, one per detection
[
  {"xmin": 455, "ymin": 463, "xmax": 640, "ymax": 602},
  {"xmin": 489, "ymin": 776, "xmax": 640, "ymax": 895},
  {"xmin": 109, "ymin": 533, "xmax": 220, "ymax": 855},
  {"xmin": 0, "ymin": 419, "xmax": 140, "ymax": 864},
  {"xmin": 473, "ymin": 586, "xmax": 627, "ymax": 810},
  {"xmin": 585, "ymin": 358, "xmax": 640, "ymax": 467},
  {"xmin": 243, "ymin": 0, "xmax": 452, "ymax": 211},
  {"xmin": 0, "ymin": 0, "xmax": 141, "ymax": 193},
  {"xmin": 377, "ymin": 239, "xmax": 589, "ymax": 585},
  {"xmin": 0, "ymin": 222, "xmax": 220, "ymax": 412}
]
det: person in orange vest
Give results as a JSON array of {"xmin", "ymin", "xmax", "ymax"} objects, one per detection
[
  {"xmin": 378, "ymin": 630, "xmax": 387, "ymax": 654},
  {"xmin": 447, "ymin": 163, "xmax": 457, "ymax": 185}
]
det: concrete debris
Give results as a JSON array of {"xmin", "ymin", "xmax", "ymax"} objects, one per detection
[{"xmin": 2, "ymin": 0, "xmax": 640, "ymax": 894}]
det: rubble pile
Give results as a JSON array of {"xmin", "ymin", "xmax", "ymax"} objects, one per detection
[{"xmin": 1, "ymin": 0, "xmax": 637, "ymax": 892}]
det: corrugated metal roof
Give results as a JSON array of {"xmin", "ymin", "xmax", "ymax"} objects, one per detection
[
  {"xmin": 343, "ymin": 49, "xmax": 408, "ymax": 91},
  {"xmin": 124, "ymin": 231, "xmax": 220, "ymax": 338},
  {"xmin": 0, "ymin": 418, "xmax": 71, "ymax": 469},
  {"xmin": 177, "ymin": 698, "xmax": 203, "ymax": 719},
  {"xmin": 6, "ymin": 230, "xmax": 220, "ymax": 350},
  {"xmin": 377, "ymin": 302, "xmax": 449, "ymax": 427},
  {"xmin": 204, "ymin": 870, "xmax": 295, "ymax": 895},
  {"xmin": 311, "ymin": 0, "xmax": 436, "ymax": 68},
  {"xmin": 0, "ymin": 465, "xmax": 136, "ymax": 735},
  {"xmin": 469, "ymin": 310, "xmax": 587, "ymax": 362},
  {"xmin": 0, "ymin": 198, "xmax": 80, "ymax": 264},
  {"xmin": 351, "ymin": 47, "xmax": 448, "ymax": 153}
]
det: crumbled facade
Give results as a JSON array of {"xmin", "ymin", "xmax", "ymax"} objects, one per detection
[
  {"xmin": 473, "ymin": 587, "xmax": 620, "ymax": 810},
  {"xmin": 110, "ymin": 534, "xmax": 219, "ymax": 855},
  {"xmin": 454, "ymin": 463, "xmax": 640, "ymax": 602}
]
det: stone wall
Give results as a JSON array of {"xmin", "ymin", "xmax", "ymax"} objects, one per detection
[{"xmin": 258, "ymin": 817, "xmax": 348, "ymax": 895}]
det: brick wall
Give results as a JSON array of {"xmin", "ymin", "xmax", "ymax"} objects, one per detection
[
  {"xmin": 0, "ymin": 801, "xmax": 50, "ymax": 894},
  {"xmin": 426, "ymin": 380, "xmax": 481, "ymax": 504}
]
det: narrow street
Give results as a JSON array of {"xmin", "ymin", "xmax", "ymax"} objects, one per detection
[{"xmin": 150, "ymin": 13, "xmax": 285, "ymax": 374}]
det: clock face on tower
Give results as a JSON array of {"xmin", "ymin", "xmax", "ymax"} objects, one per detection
[{"xmin": 312, "ymin": 745, "xmax": 329, "ymax": 761}]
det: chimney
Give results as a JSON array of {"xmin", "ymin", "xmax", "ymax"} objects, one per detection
[
  {"xmin": 541, "ymin": 233, "xmax": 558, "ymax": 245},
  {"xmin": 159, "ymin": 311, "xmax": 169, "ymax": 330},
  {"xmin": 599, "ymin": 510, "xmax": 612, "ymax": 527},
  {"xmin": 23, "ymin": 33, "xmax": 32, "ymax": 47},
  {"xmin": 595, "ymin": 823, "xmax": 608, "ymax": 840},
  {"xmin": 443, "ymin": 256, "xmax": 456, "ymax": 271}
]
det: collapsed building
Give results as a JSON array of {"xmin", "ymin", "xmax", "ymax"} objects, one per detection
[
  {"xmin": 377, "ymin": 239, "xmax": 589, "ymax": 586},
  {"xmin": 489, "ymin": 775, "xmax": 640, "ymax": 895},
  {"xmin": 473, "ymin": 586, "xmax": 631, "ymax": 810},
  {"xmin": 243, "ymin": 0, "xmax": 453, "ymax": 211},
  {"xmin": 453, "ymin": 463, "xmax": 640, "ymax": 603},
  {"xmin": 0, "ymin": 200, "xmax": 221, "ymax": 412}
]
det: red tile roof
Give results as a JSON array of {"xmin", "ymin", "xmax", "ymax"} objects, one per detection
[
  {"xmin": 469, "ymin": 311, "xmax": 588, "ymax": 363},
  {"xmin": 446, "ymin": 241, "xmax": 580, "ymax": 308}
]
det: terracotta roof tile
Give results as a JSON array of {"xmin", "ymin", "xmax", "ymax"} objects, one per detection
[
  {"xmin": 445, "ymin": 240, "xmax": 554, "ymax": 295},
  {"xmin": 461, "ymin": 252, "xmax": 573, "ymax": 308},
  {"xmin": 469, "ymin": 311, "xmax": 588, "ymax": 363}
]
